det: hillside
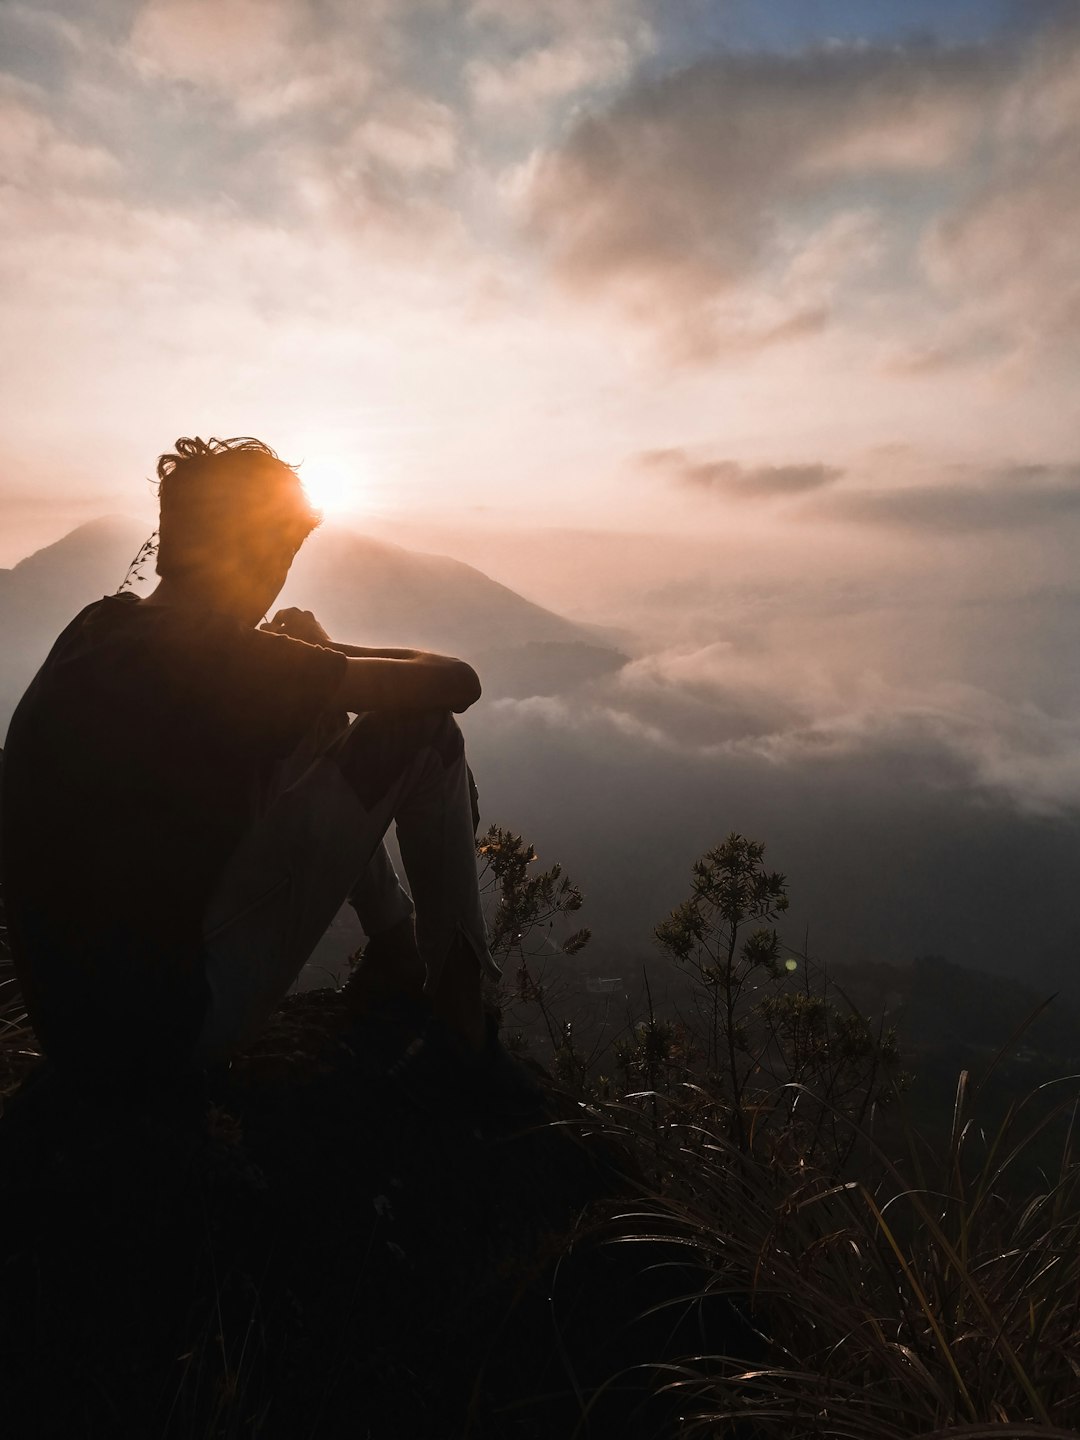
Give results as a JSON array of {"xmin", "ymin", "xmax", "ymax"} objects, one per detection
[
  {"xmin": 0, "ymin": 989, "xmax": 752, "ymax": 1440},
  {"xmin": 0, "ymin": 519, "xmax": 628, "ymax": 736},
  {"xmin": 2, "ymin": 820, "xmax": 1080, "ymax": 1436}
]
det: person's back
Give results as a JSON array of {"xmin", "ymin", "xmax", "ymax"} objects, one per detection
[
  {"xmin": 0, "ymin": 435, "xmax": 496, "ymax": 1091},
  {"xmin": 2, "ymin": 590, "xmax": 345, "ymax": 1082}
]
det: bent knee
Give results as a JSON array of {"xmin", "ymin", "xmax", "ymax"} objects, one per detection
[{"xmin": 334, "ymin": 707, "xmax": 464, "ymax": 808}]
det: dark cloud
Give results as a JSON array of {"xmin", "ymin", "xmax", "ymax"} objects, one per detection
[
  {"xmin": 819, "ymin": 464, "xmax": 1080, "ymax": 534},
  {"xmin": 524, "ymin": 38, "xmax": 1008, "ymax": 351},
  {"xmin": 470, "ymin": 691, "xmax": 1080, "ymax": 997},
  {"xmin": 522, "ymin": 16, "xmax": 1080, "ymax": 366},
  {"xmin": 640, "ymin": 447, "xmax": 843, "ymax": 499},
  {"xmin": 916, "ymin": 16, "xmax": 1080, "ymax": 360}
]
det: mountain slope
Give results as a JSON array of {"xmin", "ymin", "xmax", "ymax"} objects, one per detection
[
  {"xmin": 280, "ymin": 525, "xmax": 604, "ymax": 655},
  {"xmin": 0, "ymin": 519, "xmax": 625, "ymax": 737}
]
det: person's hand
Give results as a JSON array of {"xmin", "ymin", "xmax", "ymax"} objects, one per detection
[{"xmin": 261, "ymin": 608, "xmax": 332, "ymax": 645}]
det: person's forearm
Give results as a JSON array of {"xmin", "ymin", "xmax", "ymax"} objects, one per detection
[
  {"xmin": 334, "ymin": 654, "xmax": 481, "ymax": 713},
  {"xmin": 263, "ymin": 611, "xmax": 443, "ymax": 663},
  {"xmin": 323, "ymin": 642, "xmax": 429, "ymax": 661}
]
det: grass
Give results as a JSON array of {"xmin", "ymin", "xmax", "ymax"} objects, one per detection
[
  {"xmin": 3, "ymin": 870, "xmax": 1080, "ymax": 1436},
  {"xmin": 558, "ymin": 1057, "xmax": 1080, "ymax": 1438},
  {"xmin": 0, "ymin": 904, "xmax": 40, "ymax": 1098}
]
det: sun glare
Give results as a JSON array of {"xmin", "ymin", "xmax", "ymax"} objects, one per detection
[{"xmin": 299, "ymin": 454, "xmax": 365, "ymax": 517}]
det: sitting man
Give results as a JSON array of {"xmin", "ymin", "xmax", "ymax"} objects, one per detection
[{"xmin": 0, "ymin": 436, "xmax": 500, "ymax": 1090}]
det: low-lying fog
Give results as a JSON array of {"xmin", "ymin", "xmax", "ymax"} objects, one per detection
[{"xmin": 4, "ymin": 484, "xmax": 1080, "ymax": 1002}]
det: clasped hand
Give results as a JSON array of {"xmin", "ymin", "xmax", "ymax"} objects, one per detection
[{"xmin": 261, "ymin": 608, "xmax": 332, "ymax": 646}]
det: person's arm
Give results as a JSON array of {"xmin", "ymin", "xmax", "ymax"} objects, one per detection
[
  {"xmin": 261, "ymin": 608, "xmax": 481, "ymax": 713},
  {"xmin": 331, "ymin": 643, "xmax": 428, "ymax": 660},
  {"xmin": 333, "ymin": 654, "xmax": 481, "ymax": 713},
  {"xmin": 261, "ymin": 609, "xmax": 430, "ymax": 660}
]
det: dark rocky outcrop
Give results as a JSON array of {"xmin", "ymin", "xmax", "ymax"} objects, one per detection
[{"xmin": 0, "ymin": 988, "xmax": 752, "ymax": 1439}]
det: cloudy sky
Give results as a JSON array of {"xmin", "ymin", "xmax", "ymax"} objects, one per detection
[
  {"xmin": 3, "ymin": 0, "xmax": 1079, "ymax": 555},
  {"xmin": 5, "ymin": 1, "xmax": 1080, "ymax": 986}
]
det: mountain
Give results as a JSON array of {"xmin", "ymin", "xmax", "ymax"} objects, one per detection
[
  {"xmin": 280, "ymin": 525, "xmax": 619, "ymax": 657},
  {"xmin": 0, "ymin": 518, "xmax": 627, "ymax": 737},
  {"xmin": 0, "ymin": 517, "xmax": 145, "ymax": 734}
]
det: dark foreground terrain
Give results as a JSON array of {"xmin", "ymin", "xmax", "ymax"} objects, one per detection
[{"xmin": 0, "ymin": 990, "xmax": 753, "ymax": 1440}]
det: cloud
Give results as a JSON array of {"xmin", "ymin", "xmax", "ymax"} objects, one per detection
[
  {"xmin": 129, "ymin": 0, "xmax": 313, "ymax": 99},
  {"xmin": 127, "ymin": 0, "xmax": 454, "ymax": 149},
  {"xmin": 818, "ymin": 463, "xmax": 1080, "ymax": 534},
  {"xmin": 351, "ymin": 96, "xmax": 459, "ymax": 176},
  {"xmin": 640, "ymin": 447, "xmax": 843, "ymax": 500},
  {"xmin": 521, "ymin": 40, "xmax": 1005, "ymax": 355},
  {"xmin": 469, "ymin": 681, "xmax": 1080, "ymax": 990},
  {"xmin": 514, "ymin": 16, "xmax": 1080, "ymax": 371},
  {"xmin": 0, "ymin": 83, "xmax": 121, "ymax": 188},
  {"xmin": 4, "ymin": 2, "xmax": 1080, "ymax": 551},
  {"xmin": 492, "ymin": 638, "xmax": 1080, "ymax": 821},
  {"xmin": 466, "ymin": 0, "xmax": 648, "ymax": 43},
  {"xmin": 731, "ymin": 682, "xmax": 1080, "ymax": 819},
  {"xmin": 917, "ymin": 20, "xmax": 1080, "ymax": 361},
  {"xmin": 467, "ymin": 34, "xmax": 635, "ymax": 117}
]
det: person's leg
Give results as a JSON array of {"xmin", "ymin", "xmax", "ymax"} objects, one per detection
[
  {"xmin": 344, "ymin": 753, "xmax": 487, "ymax": 1024},
  {"xmin": 345, "ymin": 840, "xmax": 426, "ymax": 1010},
  {"xmin": 333, "ymin": 709, "xmax": 497, "ymax": 1046},
  {"xmin": 194, "ymin": 708, "xmax": 497, "ymax": 1066},
  {"xmin": 384, "ymin": 722, "xmax": 491, "ymax": 1050},
  {"xmin": 271, "ymin": 702, "xmax": 423, "ymax": 989}
]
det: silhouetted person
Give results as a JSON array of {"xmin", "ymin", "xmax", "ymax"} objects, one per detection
[{"xmin": 0, "ymin": 436, "xmax": 499, "ymax": 1089}]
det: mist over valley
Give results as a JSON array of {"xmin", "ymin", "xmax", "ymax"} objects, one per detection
[{"xmin": 3, "ymin": 515, "xmax": 1079, "ymax": 1006}]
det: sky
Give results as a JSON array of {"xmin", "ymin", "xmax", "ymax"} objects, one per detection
[
  {"xmin": 2, "ymin": 0, "xmax": 1079, "ymax": 557},
  {"xmin": 5, "ymin": 1, "xmax": 1080, "ymax": 982}
]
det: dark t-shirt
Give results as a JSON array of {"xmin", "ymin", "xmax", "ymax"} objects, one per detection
[{"xmin": 0, "ymin": 593, "xmax": 347, "ymax": 1080}]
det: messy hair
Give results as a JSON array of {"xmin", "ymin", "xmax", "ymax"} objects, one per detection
[{"xmin": 155, "ymin": 436, "xmax": 320, "ymax": 580}]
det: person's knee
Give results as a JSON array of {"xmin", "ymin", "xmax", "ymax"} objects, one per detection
[
  {"xmin": 334, "ymin": 707, "xmax": 464, "ymax": 808},
  {"xmin": 418, "ymin": 707, "xmax": 464, "ymax": 768},
  {"xmin": 367, "ymin": 705, "xmax": 460, "ymax": 750}
]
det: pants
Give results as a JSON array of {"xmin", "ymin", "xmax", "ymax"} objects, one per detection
[{"xmin": 194, "ymin": 707, "xmax": 499, "ymax": 1065}]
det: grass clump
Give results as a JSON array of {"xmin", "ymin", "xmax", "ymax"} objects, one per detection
[
  {"xmin": 487, "ymin": 830, "xmax": 1080, "ymax": 1437},
  {"xmin": 1, "ymin": 828, "xmax": 1079, "ymax": 1437},
  {"xmin": 573, "ymin": 1070, "xmax": 1080, "ymax": 1437}
]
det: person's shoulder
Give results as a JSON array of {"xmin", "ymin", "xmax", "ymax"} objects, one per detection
[
  {"xmin": 88, "ymin": 595, "xmax": 239, "ymax": 643},
  {"xmin": 28, "ymin": 596, "xmax": 124, "ymax": 661},
  {"xmin": 69, "ymin": 593, "xmax": 129, "ymax": 625},
  {"xmin": 42, "ymin": 595, "xmax": 218, "ymax": 672},
  {"xmin": 53, "ymin": 592, "xmax": 163, "ymax": 647},
  {"xmin": 64, "ymin": 592, "xmax": 147, "ymax": 635}
]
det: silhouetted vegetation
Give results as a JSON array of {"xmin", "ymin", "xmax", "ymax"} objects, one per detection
[{"xmin": 2, "ymin": 817, "xmax": 1079, "ymax": 1436}]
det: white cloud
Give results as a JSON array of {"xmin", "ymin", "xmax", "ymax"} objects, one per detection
[
  {"xmin": 3, "ymin": 2, "xmax": 1080, "ymax": 555},
  {"xmin": 467, "ymin": 34, "xmax": 635, "ymax": 114},
  {"xmin": 815, "ymin": 464, "xmax": 1080, "ymax": 534},
  {"xmin": 521, "ymin": 41, "xmax": 1003, "ymax": 348},
  {"xmin": 513, "ymin": 28, "xmax": 1080, "ymax": 370},
  {"xmin": 492, "ymin": 642, "xmax": 1080, "ymax": 820},
  {"xmin": 129, "ymin": 0, "xmax": 305, "ymax": 93},
  {"xmin": 639, "ymin": 447, "xmax": 843, "ymax": 500},
  {"xmin": 732, "ymin": 683, "xmax": 1080, "ymax": 818},
  {"xmin": 466, "ymin": 0, "xmax": 646, "ymax": 42},
  {"xmin": 916, "ymin": 22, "xmax": 1080, "ymax": 360},
  {"xmin": 127, "ymin": 0, "xmax": 396, "ymax": 125},
  {"xmin": 0, "ymin": 86, "xmax": 121, "ymax": 189},
  {"xmin": 351, "ymin": 96, "xmax": 459, "ymax": 175}
]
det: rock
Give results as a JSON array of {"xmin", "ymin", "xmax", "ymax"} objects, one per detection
[{"xmin": 0, "ymin": 987, "xmax": 722, "ymax": 1439}]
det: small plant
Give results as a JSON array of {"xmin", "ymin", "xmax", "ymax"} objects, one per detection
[
  {"xmin": 117, "ymin": 529, "xmax": 160, "ymax": 593},
  {"xmin": 0, "ymin": 849, "xmax": 39, "ymax": 1098},
  {"xmin": 475, "ymin": 825, "xmax": 593, "ymax": 1089},
  {"xmin": 654, "ymin": 832, "xmax": 900, "ymax": 1165},
  {"xmin": 585, "ymin": 1049, "xmax": 1080, "ymax": 1437}
]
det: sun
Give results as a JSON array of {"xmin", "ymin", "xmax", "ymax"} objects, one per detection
[{"xmin": 299, "ymin": 453, "xmax": 365, "ymax": 517}]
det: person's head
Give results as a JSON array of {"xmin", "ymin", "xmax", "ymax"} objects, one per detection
[{"xmin": 155, "ymin": 436, "xmax": 320, "ymax": 621}]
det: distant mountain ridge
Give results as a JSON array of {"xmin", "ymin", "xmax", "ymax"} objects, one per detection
[{"xmin": 0, "ymin": 518, "xmax": 627, "ymax": 737}]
